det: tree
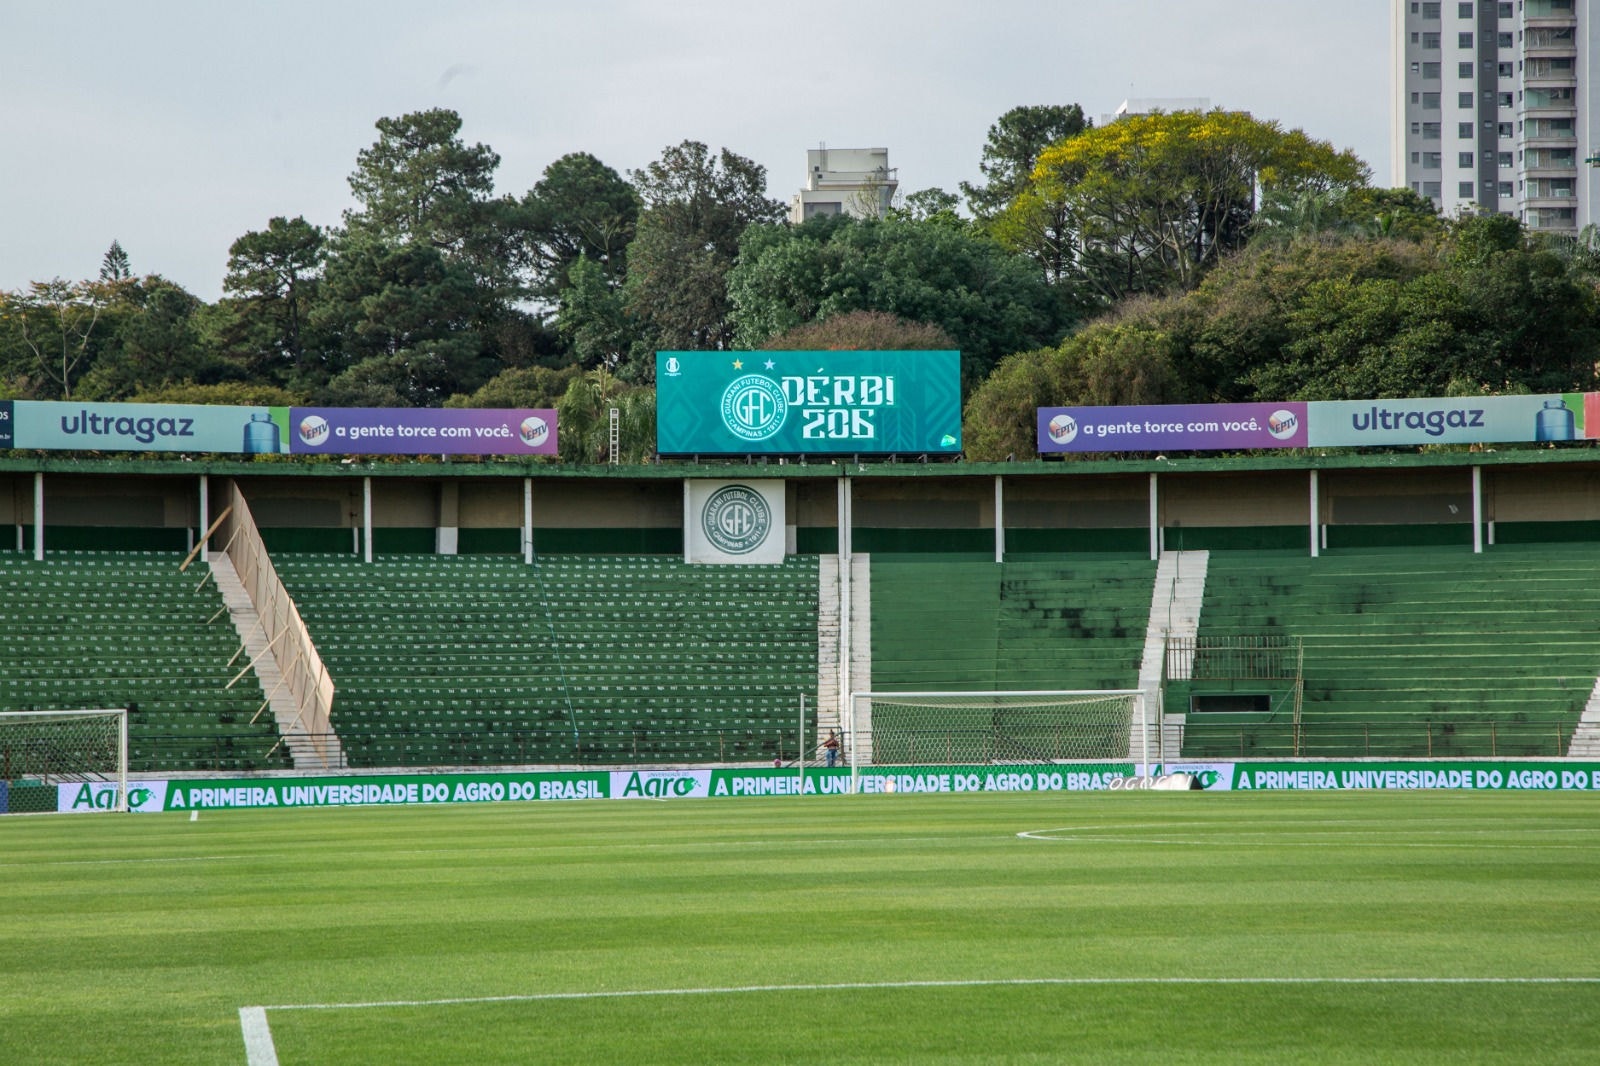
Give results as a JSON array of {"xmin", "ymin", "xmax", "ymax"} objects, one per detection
[
  {"xmin": 309, "ymin": 235, "xmax": 493, "ymax": 405},
  {"xmin": 726, "ymin": 214, "xmax": 1072, "ymax": 390},
  {"xmin": 99, "ymin": 240, "xmax": 131, "ymax": 283},
  {"xmin": 343, "ymin": 108, "xmax": 521, "ymax": 298},
  {"xmin": 4, "ymin": 279, "xmax": 108, "ymax": 398},
  {"xmin": 961, "ymin": 104, "xmax": 1090, "ymax": 221},
  {"xmin": 758, "ymin": 310, "xmax": 957, "ymax": 352},
  {"xmin": 77, "ymin": 278, "xmax": 213, "ymax": 400},
  {"xmin": 962, "ymin": 322, "xmax": 1185, "ymax": 460},
  {"xmin": 556, "ymin": 255, "xmax": 641, "ymax": 370},
  {"xmin": 887, "ymin": 188, "xmax": 965, "ymax": 227},
  {"xmin": 521, "ymin": 152, "xmax": 639, "ymax": 300},
  {"xmin": 554, "ymin": 368, "xmax": 655, "ymax": 463},
  {"xmin": 998, "ymin": 109, "xmax": 1370, "ymax": 302},
  {"xmin": 444, "ymin": 364, "xmax": 582, "ymax": 409},
  {"xmin": 620, "ymin": 141, "xmax": 785, "ymax": 370},
  {"xmin": 222, "ymin": 216, "xmax": 326, "ymax": 383}
]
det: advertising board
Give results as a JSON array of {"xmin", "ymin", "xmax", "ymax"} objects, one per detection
[
  {"xmin": 656, "ymin": 350, "xmax": 962, "ymax": 455},
  {"xmin": 1038, "ymin": 393, "xmax": 1592, "ymax": 453}
]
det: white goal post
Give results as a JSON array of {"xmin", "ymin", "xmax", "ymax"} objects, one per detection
[
  {"xmin": 0, "ymin": 709, "xmax": 129, "ymax": 814},
  {"xmin": 846, "ymin": 689, "xmax": 1148, "ymax": 783}
]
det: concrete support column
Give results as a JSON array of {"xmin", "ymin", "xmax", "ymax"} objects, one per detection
[
  {"xmin": 1309, "ymin": 470, "xmax": 1320, "ymax": 559},
  {"xmin": 362, "ymin": 476, "xmax": 373, "ymax": 564},
  {"xmin": 993, "ymin": 475, "xmax": 1005, "ymax": 564},
  {"xmin": 436, "ymin": 481, "xmax": 459, "ymax": 555},
  {"xmin": 33, "ymin": 472, "xmax": 43, "ymax": 561},
  {"xmin": 1148, "ymin": 472, "xmax": 1160, "ymax": 561}
]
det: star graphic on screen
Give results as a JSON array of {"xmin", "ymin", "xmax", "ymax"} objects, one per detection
[
  {"xmin": 764, "ymin": 359, "xmax": 775, "ymax": 370},
  {"xmin": 731, "ymin": 359, "xmax": 743, "ymax": 369}
]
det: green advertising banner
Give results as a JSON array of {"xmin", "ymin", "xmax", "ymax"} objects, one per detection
[
  {"xmin": 655, "ymin": 350, "xmax": 963, "ymax": 455},
  {"xmin": 53, "ymin": 761, "xmax": 1600, "ymax": 812}
]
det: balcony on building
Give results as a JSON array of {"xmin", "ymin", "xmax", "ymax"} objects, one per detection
[
  {"xmin": 1523, "ymin": 146, "xmax": 1579, "ymax": 179},
  {"xmin": 1526, "ymin": 204, "xmax": 1578, "ymax": 232},
  {"xmin": 1523, "ymin": 0, "xmax": 1578, "ymax": 27},
  {"xmin": 1523, "ymin": 24, "xmax": 1578, "ymax": 57}
]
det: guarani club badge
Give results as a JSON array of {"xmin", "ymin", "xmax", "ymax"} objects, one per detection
[
  {"xmin": 720, "ymin": 373, "xmax": 788, "ymax": 441},
  {"xmin": 701, "ymin": 485, "xmax": 771, "ymax": 555}
]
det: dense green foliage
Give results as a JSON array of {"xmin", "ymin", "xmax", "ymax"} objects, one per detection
[
  {"xmin": 965, "ymin": 217, "xmax": 1600, "ymax": 460},
  {"xmin": 6, "ymin": 104, "xmax": 1600, "ymax": 461},
  {"xmin": 2, "ymin": 793, "xmax": 1598, "ymax": 1064}
]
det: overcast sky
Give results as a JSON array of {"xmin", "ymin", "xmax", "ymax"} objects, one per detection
[{"xmin": 0, "ymin": 1, "xmax": 1393, "ymax": 300}]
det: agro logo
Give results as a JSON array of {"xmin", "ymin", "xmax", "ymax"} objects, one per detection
[
  {"xmin": 720, "ymin": 374, "xmax": 787, "ymax": 441},
  {"xmin": 702, "ymin": 485, "xmax": 771, "ymax": 555},
  {"xmin": 620, "ymin": 772, "xmax": 699, "ymax": 799},
  {"xmin": 298, "ymin": 414, "xmax": 330, "ymax": 446}
]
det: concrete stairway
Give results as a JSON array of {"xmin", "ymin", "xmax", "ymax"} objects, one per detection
[
  {"xmin": 208, "ymin": 554, "xmax": 344, "ymax": 771},
  {"xmin": 1567, "ymin": 678, "xmax": 1600, "ymax": 757},
  {"xmin": 1137, "ymin": 550, "xmax": 1210, "ymax": 764}
]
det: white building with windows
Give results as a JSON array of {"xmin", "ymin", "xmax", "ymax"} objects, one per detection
[
  {"xmin": 788, "ymin": 147, "xmax": 897, "ymax": 223},
  {"xmin": 1393, "ymin": 0, "xmax": 1600, "ymax": 233}
]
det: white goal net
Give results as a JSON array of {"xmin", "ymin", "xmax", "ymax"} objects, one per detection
[
  {"xmin": 0, "ymin": 709, "xmax": 129, "ymax": 815},
  {"xmin": 847, "ymin": 689, "xmax": 1146, "ymax": 773}
]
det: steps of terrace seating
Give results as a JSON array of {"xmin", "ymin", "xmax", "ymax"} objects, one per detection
[
  {"xmin": 1177, "ymin": 546, "xmax": 1600, "ymax": 759},
  {"xmin": 870, "ymin": 557, "xmax": 1156, "ymax": 694},
  {"xmin": 0, "ymin": 551, "xmax": 289, "ymax": 774},
  {"xmin": 273, "ymin": 554, "xmax": 821, "ymax": 767}
]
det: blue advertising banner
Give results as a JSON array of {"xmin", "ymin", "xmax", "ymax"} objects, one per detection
[
  {"xmin": 1039, "ymin": 402, "xmax": 1307, "ymax": 453},
  {"xmin": 3, "ymin": 402, "xmax": 557, "ymax": 456},
  {"xmin": 1305, "ymin": 394, "xmax": 1584, "ymax": 447},
  {"xmin": 12, "ymin": 402, "xmax": 291, "ymax": 453},
  {"xmin": 656, "ymin": 350, "xmax": 962, "ymax": 455}
]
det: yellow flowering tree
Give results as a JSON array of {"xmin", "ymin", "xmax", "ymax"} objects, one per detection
[{"xmin": 995, "ymin": 110, "xmax": 1369, "ymax": 303}]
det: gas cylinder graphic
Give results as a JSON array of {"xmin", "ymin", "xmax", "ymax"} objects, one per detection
[
  {"xmin": 1535, "ymin": 399, "xmax": 1574, "ymax": 442},
  {"xmin": 243, "ymin": 412, "xmax": 281, "ymax": 453}
]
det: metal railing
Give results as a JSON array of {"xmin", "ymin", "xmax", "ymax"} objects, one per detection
[{"xmin": 1174, "ymin": 716, "xmax": 1575, "ymax": 760}]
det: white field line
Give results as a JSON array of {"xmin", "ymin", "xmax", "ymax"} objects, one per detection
[
  {"xmin": 250, "ymin": 975, "xmax": 1600, "ymax": 1014},
  {"xmin": 239, "ymin": 1006, "xmax": 278, "ymax": 1066},
  {"xmin": 240, "ymin": 976, "xmax": 1600, "ymax": 1063}
]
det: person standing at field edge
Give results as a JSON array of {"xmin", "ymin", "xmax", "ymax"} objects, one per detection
[{"xmin": 824, "ymin": 730, "xmax": 841, "ymax": 767}]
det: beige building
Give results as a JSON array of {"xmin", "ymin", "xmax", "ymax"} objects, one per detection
[{"xmin": 788, "ymin": 146, "xmax": 898, "ymax": 223}]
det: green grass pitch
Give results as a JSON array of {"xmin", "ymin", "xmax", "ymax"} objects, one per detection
[{"xmin": 4, "ymin": 790, "xmax": 1599, "ymax": 1064}]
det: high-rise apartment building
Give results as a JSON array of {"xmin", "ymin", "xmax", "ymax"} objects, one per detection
[{"xmin": 1392, "ymin": 0, "xmax": 1600, "ymax": 234}]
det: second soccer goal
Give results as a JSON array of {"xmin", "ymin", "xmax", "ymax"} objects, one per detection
[{"xmin": 846, "ymin": 689, "xmax": 1147, "ymax": 770}]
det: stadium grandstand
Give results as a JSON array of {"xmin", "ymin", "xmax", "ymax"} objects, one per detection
[{"xmin": 2, "ymin": 447, "xmax": 1599, "ymax": 795}]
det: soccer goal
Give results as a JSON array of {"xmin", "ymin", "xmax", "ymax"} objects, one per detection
[
  {"xmin": 846, "ymin": 689, "xmax": 1147, "ymax": 776},
  {"xmin": 0, "ymin": 709, "xmax": 129, "ymax": 815}
]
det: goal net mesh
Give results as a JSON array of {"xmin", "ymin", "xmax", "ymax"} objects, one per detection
[
  {"xmin": 0, "ymin": 710, "xmax": 127, "ymax": 814},
  {"xmin": 852, "ymin": 691, "xmax": 1140, "ymax": 766}
]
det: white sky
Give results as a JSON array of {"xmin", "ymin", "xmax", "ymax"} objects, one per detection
[{"xmin": 0, "ymin": 1, "xmax": 1392, "ymax": 300}]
